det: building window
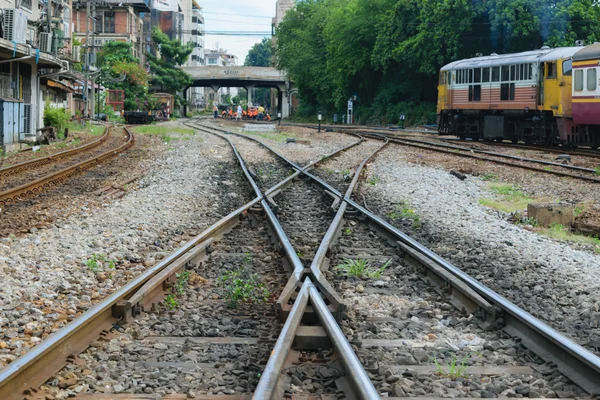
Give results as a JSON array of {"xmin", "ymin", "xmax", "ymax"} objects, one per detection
[
  {"xmin": 208, "ymin": 58, "xmax": 217, "ymax": 65},
  {"xmin": 587, "ymin": 68, "xmax": 597, "ymax": 91},
  {"xmin": 95, "ymin": 12, "xmax": 103, "ymax": 33},
  {"xmin": 105, "ymin": 12, "xmax": 116, "ymax": 33},
  {"xmin": 575, "ymin": 69, "xmax": 583, "ymax": 91},
  {"xmin": 21, "ymin": 0, "xmax": 32, "ymax": 10}
]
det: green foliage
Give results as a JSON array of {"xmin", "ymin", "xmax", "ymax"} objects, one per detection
[
  {"xmin": 43, "ymin": 103, "xmax": 69, "ymax": 135},
  {"xmin": 96, "ymin": 42, "xmax": 150, "ymax": 111},
  {"xmin": 147, "ymin": 27, "xmax": 193, "ymax": 106},
  {"xmin": 335, "ymin": 258, "xmax": 390, "ymax": 279},
  {"xmin": 85, "ymin": 254, "xmax": 116, "ymax": 275},
  {"xmin": 388, "ymin": 201, "xmax": 421, "ymax": 228},
  {"xmin": 275, "ymin": 0, "xmax": 600, "ymax": 124},
  {"xmin": 165, "ymin": 294, "xmax": 178, "ymax": 310},
  {"xmin": 245, "ymin": 38, "xmax": 272, "ymax": 67},
  {"xmin": 218, "ymin": 268, "xmax": 270, "ymax": 308}
]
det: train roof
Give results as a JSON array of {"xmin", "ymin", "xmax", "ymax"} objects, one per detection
[
  {"xmin": 441, "ymin": 47, "xmax": 581, "ymax": 71},
  {"xmin": 573, "ymin": 42, "xmax": 600, "ymax": 62}
]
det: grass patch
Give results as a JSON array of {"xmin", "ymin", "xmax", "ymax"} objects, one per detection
[
  {"xmin": 539, "ymin": 224, "xmax": 600, "ymax": 248},
  {"xmin": 595, "ymin": 167, "xmax": 600, "ymax": 177},
  {"xmin": 335, "ymin": 258, "xmax": 390, "ymax": 279},
  {"xmin": 479, "ymin": 182, "xmax": 533, "ymax": 213},
  {"xmin": 388, "ymin": 201, "xmax": 422, "ymax": 228},
  {"xmin": 217, "ymin": 268, "xmax": 270, "ymax": 308},
  {"xmin": 433, "ymin": 353, "xmax": 476, "ymax": 379},
  {"xmin": 132, "ymin": 125, "xmax": 195, "ymax": 143},
  {"xmin": 64, "ymin": 121, "xmax": 105, "ymax": 137},
  {"xmin": 480, "ymin": 173, "xmax": 498, "ymax": 181},
  {"xmin": 244, "ymin": 130, "xmax": 295, "ymax": 143}
]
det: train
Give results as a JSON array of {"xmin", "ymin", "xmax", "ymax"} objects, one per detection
[
  {"xmin": 436, "ymin": 42, "xmax": 600, "ymax": 148},
  {"xmin": 123, "ymin": 93, "xmax": 174, "ymax": 124}
]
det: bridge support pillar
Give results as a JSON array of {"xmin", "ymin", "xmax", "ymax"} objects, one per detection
[
  {"xmin": 246, "ymin": 84, "xmax": 256, "ymax": 107},
  {"xmin": 278, "ymin": 84, "xmax": 290, "ymax": 119}
]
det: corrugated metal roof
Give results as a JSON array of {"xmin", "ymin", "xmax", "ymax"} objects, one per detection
[
  {"xmin": 573, "ymin": 43, "xmax": 600, "ymax": 62},
  {"xmin": 441, "ymin": 47, "xmax": 581, "ymax": 71}
]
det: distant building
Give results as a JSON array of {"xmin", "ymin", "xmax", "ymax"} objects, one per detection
[
  {"xmin": 73, "ymin": 0, "xmax": 149, "ymax": 63},
  {"xmin": 182, "ymin": 0, "xmax": 204, "ymax": 110},
  {"xmin": 272, "ymin": 0, "xmax": 295, "ymax": 32},
  {"xmin": 204, "ymin": 48, "xmax": 238, "ymax": 105}
]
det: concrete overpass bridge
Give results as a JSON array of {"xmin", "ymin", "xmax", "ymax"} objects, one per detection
[{"xmin": 181, "ymin": 66, "xmax": 292, "ymax": 117}]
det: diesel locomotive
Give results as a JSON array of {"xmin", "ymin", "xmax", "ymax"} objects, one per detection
[{"xmin": 437, "ymin": 43, "xmax": 600, "ymax": 148}]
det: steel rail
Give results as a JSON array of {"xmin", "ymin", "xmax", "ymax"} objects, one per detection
[
  {"xmin": 0, "ymin": 127, "xmax": 135, "ymax": 206},
  {"xmin": 239, "ymin": 121, "xmax": 600, "ymax": 394},
  {"xmin": 376, "ymin": 135, "xmax": 600, "ymax": 183},
  {"xmin": 369, "ymin": 133, "xmax": 598, "ymax": 174},
  {"xmin": 0, "ymin": 128, "xmax": 110, "ymax": 177},
  {"xmin": 191, "ymin": 120, "xmax": 380, "ymax": 399},
  {"xmin": 0, "ymin": 197, "xmax": 262, "ymax": 399}
]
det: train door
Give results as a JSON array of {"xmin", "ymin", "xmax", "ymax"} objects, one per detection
[
  {"xmin": 542, "ymin": 61, "xmax": 560, "ymax": 112},
  {"xmin": 559, "ymin": 59, "xmax": 573, "ymax": 116},
  {"xmin": 537, "ymin": 63, "xmax": 544, "ymax": 109},
  {"xmin": 437, "ymin": 71, "xmax": 448, "ymax": 114}
]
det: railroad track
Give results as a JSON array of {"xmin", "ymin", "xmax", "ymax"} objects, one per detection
[
  {"xmin": 2, "ymin": 119, "xmax": 600, "ymax": 398},
  {"xmin": 0, "ymin": 126, "xmax": 135, "ymax": 206},
  {"xmin": 283, "ymin": 122, "xmax": 600, "ymax": 183}
]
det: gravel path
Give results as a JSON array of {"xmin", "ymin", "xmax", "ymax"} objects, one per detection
[
  {"xmin": 327, "ymin": 217, "xmax": 584, "ymax": 398},
  {"xmin": 0, "ymin": 126, "xmax": 251, "ymax": 367},
  {"xmin": 360, "ymin": 146, "xmax": 600, "ymax": 354}
]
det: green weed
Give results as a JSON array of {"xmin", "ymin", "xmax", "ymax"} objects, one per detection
[
  {"xmin": 543, "ymin": 166, "xmax": 552, "ymax": 172},
  {"xmin": 344, "ymin": 228, "xmax": 352, "ymax": 235},
  {"xmin": 335, "ymin": 258, "xmax": 390, "ymax": 280},
  {"xmin": 86, "ymin": 254, "xmax": 100, "ymax": 273},
  {"xmin": 165, "ymin": 294, "xmax": 178, "ymax": 310},
  {"xmin": 242, "ymin": 252, "xmax": 253, "ymax": 265},
  {"xmin": 368, "ymin": 175, "xmax": 379, "ymax": 185},
  {"xmin": 433, "ymin": 353, "xmax": 474, "ymax": 379},
  {"xmin": 388, "ymin": 201, "xmax": 421, "ymax": 228},
  {"xmin": 594, "ymin": 167, "xmax": 600, "ymax": 176},
  {"xmin": 479, "ymin": 182, "xmax": 533, "ymax": 213},
  {"xmin": 217, "ymin": 268, "xmax": 270, "ymax": 308}
]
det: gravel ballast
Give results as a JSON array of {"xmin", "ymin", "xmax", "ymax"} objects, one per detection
[
  {"xmin": 0, "ymin": 126, "xmax": 251, "ymax": 367},
  {"xmin": 361, "ymin": 147, "xmax": 600, "ymax": 353}
]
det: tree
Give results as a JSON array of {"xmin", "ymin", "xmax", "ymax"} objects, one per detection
[
  {"xmin": 274, "ymin": 0, "xmax": 600, "ymax": 124},
  {"xmin": 245, "ymin": 38, "xmax": 273, "ymax": 67},
  {"xmin": 147, "ymin": 28, "xmax": 194, "ymax": 104},
  {"xmin": 96, "ymin": 42, "xmax": 149, "ymax": 111}
]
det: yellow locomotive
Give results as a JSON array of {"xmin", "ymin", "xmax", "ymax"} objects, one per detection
[{"xmin": 437, "ymin": 44, "xmax": 600, "ymax": 148}]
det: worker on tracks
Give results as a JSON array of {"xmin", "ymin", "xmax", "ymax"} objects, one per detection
[
  {"xmin": 213, "ymin": 104, "xmax": 218, "ymax": 119},
  {"xmin": 258, "ymin": 105, "xmax": 265, "ymax": 121},
  {"xmin": 236, "ymin": 104, "xmax": 243, "ymax": 121}
]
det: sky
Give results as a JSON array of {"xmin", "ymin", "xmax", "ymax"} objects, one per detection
[{"xmin": 200, "ymin": 0, "xmax": 277, "ymax": 64}]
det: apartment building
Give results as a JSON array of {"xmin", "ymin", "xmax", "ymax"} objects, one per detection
[
  {"xmin": 0, "ymin": 0, "xmax": 67, "ymax": 152},
  {"xmin": 182, "ymin": 0, "xmax": 204, "ymax": 110},
  {"xmin": 72, "ymin": 0, "xmax": 148, "ymax": 62}
]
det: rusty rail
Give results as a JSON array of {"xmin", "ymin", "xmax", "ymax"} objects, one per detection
[
  {"xmin": 0, "ymin": 127, "xmax": 134, "ymax": 206},
  {"xmin": 0, "ymin": 128, "xmax": 109, "ymax": 177}
]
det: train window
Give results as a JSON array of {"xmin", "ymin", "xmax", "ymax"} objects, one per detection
[
  {"xmin": 527, "ymin": 64, "xmax": 533, "ymax": 79},
  {"xmin": 474, "ymin": 68, "xmax": 481, "ymax": 83},
  {"xmin": 501, "ymin": 65, "xmax": 509, "ymax": 81},
  {"xmin": 492, "ymin": 66, "xmax": 500, "ymax": 82},
  {"xmin": 510, "ymin": 83, "xmax": 515, "ymax": 100},
  {"xmin": 518, "ymin": 64, "xmax": 524, "ymax": 80},
  {"xmin": 587, "ymin": 68, "xmax": 597, "ymax": 90},
  {"xmin": 482, "ymin": 67, "xmax": 490, "ymax": 82},
  {"xmin": 575, "ymin": 69, "xmax": 583, "ymax": 91},
  {"xmin": 468, "ymin": 69, "xmax": 473, "ymax": 83},
  {"xmin": 510, "ymin": 65, "xmax": 516, "ymax": 81},
  {"xmin": 546, "ymin": 62, "xmax": 557, "ymax": 79},
  {"xmin": 563, "ymin": 60, "xmax": 572, "ymax": 76}
]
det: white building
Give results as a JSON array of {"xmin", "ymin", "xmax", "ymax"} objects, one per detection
[
  {"xmin": 181, "ymin": 0, "xmax": 204, "ymax": 110},
  {"xmin": 204, "ymin": 48, "xmax": 239, "ymax": 105}
]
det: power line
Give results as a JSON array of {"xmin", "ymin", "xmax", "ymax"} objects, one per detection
[{"xmin": 202, "ymin": 11, "xmax": 273, "ymax": 20}]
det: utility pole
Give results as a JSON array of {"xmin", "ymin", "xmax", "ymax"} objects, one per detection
[
  {"xmin": 90, "ymin": 2, "xmax": 96, "ymax": 119},
  {"xmin": 83, "ymin": 1, "xmax": 91, "ymax": 117}
]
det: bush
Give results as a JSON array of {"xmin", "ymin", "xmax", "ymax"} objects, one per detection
[{"xmin": 43, "ymin": 103, "xmax": 70, "ymax": 135}]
